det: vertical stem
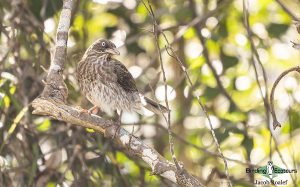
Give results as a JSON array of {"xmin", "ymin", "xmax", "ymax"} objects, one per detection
[{"xmin": 41, "ymin": 0, "xmax": 75, "ymax": 103}]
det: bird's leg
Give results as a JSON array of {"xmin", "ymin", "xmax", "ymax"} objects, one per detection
[
  {"xmin": 112, "ymin": 110, "xmax": 122, "ymax": 139},
  {"xmin": 88, "ymin": 106, "xmax": 100, "ymax": 115},
  {"xmin": 79, "ymin": 106, "xmax": 100, "ymax": 115},
  {"xmin": 114, "ymin": 110, "xmax": 122, "ymax": 124}
]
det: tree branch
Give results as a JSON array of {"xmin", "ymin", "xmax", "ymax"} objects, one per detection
[
  {"xmin": 274, "ymin": 0, "xmax": 300, "ymax": 22},
  {"xmin": 31, "ymin": 0, "xmax": 203, "ymax": 186},
  {"xmin": 40, "ymin": 0, "xmax": 73, "ymax": 103},
  {"xmin": 270, "ymin": 66, "xmax": 300, "ymax": 130},
  {"xmin": 32, "ymin": 99, "xmax": 203, "ymax": 186}
]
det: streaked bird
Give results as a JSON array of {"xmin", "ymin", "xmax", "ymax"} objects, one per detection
[{"xmin": 76, "ymin": 39, "xmax": 169, "ymax": 121}]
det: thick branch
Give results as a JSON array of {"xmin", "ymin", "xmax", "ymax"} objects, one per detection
[
  {"xmin": 32, "ymin": 98, "xmax": 203, "ymax": 186},
  {"xmin": 40, "ymin": 0, "xmax": 74, "ymax": 103}
]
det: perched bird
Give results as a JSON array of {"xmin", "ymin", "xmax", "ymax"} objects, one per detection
[{"xmin": 76, "ymin": 38, "xmax": 169, "ymax": 121}]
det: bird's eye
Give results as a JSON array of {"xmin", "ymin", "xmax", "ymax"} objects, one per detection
[{"xmin": 101, "ymin": 42, "xmax": 105, "ymax": 47}]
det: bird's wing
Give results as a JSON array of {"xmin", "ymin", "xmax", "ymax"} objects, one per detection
[{"xmin": 111, "ymin": 59, "xmax": 138, "ymax": 93}]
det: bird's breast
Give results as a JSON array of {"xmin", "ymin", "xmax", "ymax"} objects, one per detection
[{"xmin": 76, "ymin": 56, "xmax": 141, "ymax": 113}]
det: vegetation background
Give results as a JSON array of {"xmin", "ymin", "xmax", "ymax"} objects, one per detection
[{"xmin": 0, "ymin": 0, "xmax": 299, "ymax": 186}]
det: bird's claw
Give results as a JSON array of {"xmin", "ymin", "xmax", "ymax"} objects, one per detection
[
  {"xmin": 112, "ymin": 124, "xmax": 121, "ymax": 139},
  {"xmin": 76, "ymin": 106, "xmax": 100, "ymax": 117},
  {"xmin": 88, "ymin": 106, "xmax": 99, "ymax": 115},
  {"xmin": 80, "ymin": 108, "xmax": 90, "ymax": 114},
  {"xmin": 75, "ymin": 106, "xmax": 89, "ymax": 117}
]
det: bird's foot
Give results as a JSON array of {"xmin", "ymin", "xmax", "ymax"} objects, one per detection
[
  {"xmin": 112, "ymin": 113, "xmax": 121, "ymax": 139},
  {"xmin": 75, "ymin": 106, "xmax": 88, "ymax": 117},
  {"xmin": 112, "ymin": 123, "xmax": 121, "ymax": 139},
  {"xmin": 88, "ymin": 106, "xmax": 99, "ymax": 115},
  {"xmin": 77, "ymin": 106, "xmax": 99, "ymax": 116}
]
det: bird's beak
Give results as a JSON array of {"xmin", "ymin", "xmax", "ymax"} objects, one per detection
[{"xmin": 106, "ymin": 48, "xmax": 120, "ymax": 55}]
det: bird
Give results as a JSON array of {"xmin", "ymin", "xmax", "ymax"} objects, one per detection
[{"xmin": 76, "ymin": 38, "xmax": 169, "ymax": 122}]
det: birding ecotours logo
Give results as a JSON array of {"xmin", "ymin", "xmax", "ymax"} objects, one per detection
[
  {"xmin": 246, "ymin": 161, "xmax": 297, "ymax": 185},
  {"xmin": 258, "ymin": 161, "xmax": 280, "ymax": 179}
]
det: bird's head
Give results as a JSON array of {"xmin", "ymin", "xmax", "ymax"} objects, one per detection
[{"xmin": 89, "ymin": 39, "xmax": 120, "ymax": 56}]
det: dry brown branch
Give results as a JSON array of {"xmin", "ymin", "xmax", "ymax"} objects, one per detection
[
  {"xmin": 31, "ymin": 0, "xmax": 203, "ymax": 186},
  {"xmin": 270, "ymin": 66, "xmax": 300, "ymax": 130},
  {"xmin": 39, "ymin": 0, "xmax": 71, "ymax": 103},
  {"xmin": 32, "ymin": 99, "xmax": 204, "ymax": 186}
]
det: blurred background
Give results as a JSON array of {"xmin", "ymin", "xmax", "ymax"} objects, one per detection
[{"xmin": 0, "ymin": 0, "xmax": 299, "ymax": 186}]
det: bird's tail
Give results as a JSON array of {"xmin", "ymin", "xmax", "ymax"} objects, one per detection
[{"xmin": 143, "ymin": 96, "xmax": 170, "ymax": 114}]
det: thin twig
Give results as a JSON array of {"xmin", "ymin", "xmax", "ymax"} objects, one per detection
[
  {"xmin": 243, "ymin": 0, "xmax": 272, "ymax": 162},
  {"xmin": 274, "ymin": 0, "xmax": 300, "ymax": 22},
  {"xmin": 244, "ymin": 1, "xmax": 299, "ymax": 186},
  {"xmin": 142, "ymin": 0, "xmax": 233, "ymax": 185},
  {"xmin": 128, "ymin": 122, "xmax": 259, "ymax": 168},
  {"xmin": 270, "ymin": 66, "xmax": 300, "ymax": 129},
  {"xmin": 199, "ymin": 31, "xmax": 240, "ymax": 112},
  {"xmin": 141, "ymin": 0, "xmax": 182, "ymax": 172},
  {"xmin": 186, "ymin": 0, "xmax": 233, "ymax": 186},
  {"xmin": 243, "ymin": 1, "xmax": 270, "ymax": 121}
]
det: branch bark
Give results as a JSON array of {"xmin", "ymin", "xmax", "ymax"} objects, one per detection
[
  {"xmin": 32, "ymin": 99, "xmax": 203, "ymax": 186},
  {"xmin": 40, "ymin": 0, "xmax": 72, "ymax": 103},
  {"xmin": 31, "ymin": 0, "xmax": 203, "ymax": 186}
]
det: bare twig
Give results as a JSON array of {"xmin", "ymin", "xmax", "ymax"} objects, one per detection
[
  {"xmin": 270, "ymin": 66, "xmax": 300, "ymax": 129},
  {"xmin": 166, "ymin": 40, "xmax": 233, "ymax": 187},
  {"xmin": 187, "ymin": 0, "xmax": 239, "ymax": 114},
  {"xmin": 131, "ymin": 122, "xmax": 259, "ymax": 168},
  {"xmin": 274, "ymin": 0, "xmax": 300, "ymax": 22},
  {"xmin": 141, "ymin": 0, "xmax": 182, "ymax": 173},
  {"xmin": 243, "ymin": 0, "xmax": 272, "ymax": 165},
  {"xmin": 243, "ymin": 1, "xmax": 270, "ymax": 123},
  {"xmin": 243, "ymin": 1, "xmax": 299, "ymax": 186},
  {"xmin": 291, "ymin": 40, "xmax": 300, "ymax": 50},
  {"xmin": 185, "ymin": 0, "xmax": 233, "ymax": 186},
  {"xmin": 140, "ymin": 0, "xmax": 233, "ymax": 185}
]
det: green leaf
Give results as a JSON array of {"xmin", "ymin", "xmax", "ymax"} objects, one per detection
[
  {"xmin": 28, "ymin": 0, "xmax": 63, "ymax": 20},
  {"xmin": 218, "ymin": 20, "xmax": 228, "ymax": 38},
  {"xmin": 175, "ymin": 7, "xmax": 193, "ymax": 22},
  {"xmin": 221, "ymin": 51, "xmax": 239, "ymax": 70},
  {"xmin": 215, "ymin": 128, "xmax": 230, "ymax": 143},
  {"xmin": 288, "ymin": 107, "xmax": 300, "ymax": 130},
  {"xmin": 267, "ymin": 23, "xmax": 289, "ymax": 37},
  {"xmin": 242, "ymin": 136, "xmax": 253, "ymax": 156},
  {"xmin": 204, "ymin": 87, "xmax": 220, "ymax": 100}
]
